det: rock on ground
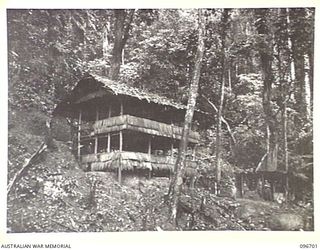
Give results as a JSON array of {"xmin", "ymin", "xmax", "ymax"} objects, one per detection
[{"xmin": 267, "ymin": 213, "xmax": 304, "ymax": 231}]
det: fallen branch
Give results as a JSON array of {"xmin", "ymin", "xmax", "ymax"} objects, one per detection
[
  {"xmin": 58, "ymin": 197, "xmax": 83, "ymax": 213},
  {"xmin": 7, "ymin": 142, "xmax": 47, "ymax": 195},
  {"xmin": 203, "ymin": 96, "xmax": 237, "ymax": 145},
  {"xmin": 49, "ymin": 218, "xmax": 78, "ymax": 232},
  {"xmin": 180, "ymin": 194, "xmax": 246, "ymax": 230},
  {"xmin": 202, "ymin": 199, "xmax": 246, "ymax": 230}
]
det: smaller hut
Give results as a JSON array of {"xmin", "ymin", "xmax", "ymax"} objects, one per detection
[{"xmin": 236, "ymin": 147, "xmax": 288, "ymax": 202}]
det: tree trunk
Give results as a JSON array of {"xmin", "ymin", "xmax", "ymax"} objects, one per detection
[
  {"xmin": 308, "ymin": 50, "xmax": 313, "ymax": 109},
  {"xmin": 284, "ymin": 8, "xmax": 294, "ymax": 200},
  {"xmin": 289, "ymin": 8, "xmax": 309, "ymax": 121},
  {"xmin": 167, "ymin": 9, "xmax": 205, "ymax": 227},
  {"xmin": 46, "ymin": 11, "xmax": 56, "ymax": 148},
  {"xmin": 254, "ymin": 9, "xmax": 277, "ymax": 170},
  {"xmin": 282, "ymin": 99, "xmax": 289, "ymax": 200},
  {"xmin": 276, "ymin": 9, "xmax": 290, "ymax": 201},
  {"xmin": 203, "ymin": 96, "xmax": 236, "ymax": 146},
  {"xmin": 215, "ymin": 9, "xmax": 230, "ymax": 195},
  {"xmin": 285, "ymin": 9, "xmax": 296, "ymax": 85},
  {"xmin": 109, "ymin": 10, "xmax": 125, "ymax": 80},
  {"xmin": 228, "ymin": 67, "xmax": 232, "ymax": 92},
  {"xmin": 291, "ymin": 43, "xmax": 305, "ymax": 116},
  {"xmin": 103, "ymin": 22, "xmax": 111, "ymax": 58},
  {"xmin": 109, "ymin": 9, "xmax": 135, "ymax": 80},
  {"xmin": 303, "ymin": 53, "xmax": 312, "ymax": 120},
  {"xmin": 215, "ymin": 71, "xmax": 225, "ymax": 195}
]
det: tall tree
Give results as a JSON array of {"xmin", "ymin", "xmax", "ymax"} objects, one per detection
[
  {"xmin": 109, "ymin": 9, "xmax": 135, "ymax": 80},
  {"xmin": 254, "ymin": 9, "xmax": 277, "ymax": 170},
  {"xmin": 167, "ymin": 9, "xmax": 205, "ymax": 227},
  {"xmin": 274, "ymin": 8, "xmax": 291, "ymax": 199},
  {"xmin": 215, "ymin": 9, "xmax": 230, "ymax": 194},
  {"xmin": 289, "ymin": 8, "xmax": 313, "ymax": 123}
]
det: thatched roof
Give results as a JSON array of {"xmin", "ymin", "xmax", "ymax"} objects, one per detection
[
  {"xmin": 90, "ymin": 74, "xmax": 187, "ymax": 110},
  {"xmin": 55, "ymin": 73, "xmax": 208, "ymax": 125},
  {"xmin": 56, "ymin": 73, "xmax": 190, "ymax": 113}
]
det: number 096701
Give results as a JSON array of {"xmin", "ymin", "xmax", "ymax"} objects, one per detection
[{"xmin": 300, "ymin": 244, "xmax": 317, "ymax": 248}]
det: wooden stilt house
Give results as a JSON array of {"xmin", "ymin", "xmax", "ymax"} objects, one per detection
[{"xmin": 55, "ymin": 74, "xmax": 201, "ymax": 182}]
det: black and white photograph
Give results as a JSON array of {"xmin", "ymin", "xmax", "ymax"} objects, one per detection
[{"xmin": 3, "ymin": 3, "xmax": 319, "ymax": 249}]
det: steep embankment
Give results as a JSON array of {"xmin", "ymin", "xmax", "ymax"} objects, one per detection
[{"xmin": 8, "ymin": 109, "xmax": 87, "ymax": 232}]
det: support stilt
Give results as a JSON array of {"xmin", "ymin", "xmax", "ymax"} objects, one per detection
[{"xmin": 77, "ymin": 109, "xmax": 82, "ymax": 160}]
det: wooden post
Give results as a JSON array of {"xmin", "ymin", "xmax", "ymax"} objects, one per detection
[
  {"xmin": 148, "ymin": 136, "xmax": 152, "ymax": 179},
  {"xmin": 95, "ymin": 108, "xmax": 99, "ymax": 154},
  {"xmin": 118, "ymin": 132, "xmax": 123, "ymax": 185},
  {"xmin": 271, "ymin": 179, "xmax": 275, "ymax": 201},
  {"xmin": 118, "ymin": 100, "xmax": 123, "ymax": 184},
  {"xmin": 20, "ymin": 212, "xmax": 24, "ymax": 229},
  {"xmin": 285, "ymin": 173, "xmax": 289, "ymax": 203},
  {"xmin": 96, "ymin": 107, "xmax": 99, "ymax": 121},
  {"xmin": 148, "ymin": 169, "xmax": 152, "ymax": 179},
  {"xmin": 120, "ymin": 99, "xmax": 123, "ymax": 116},
  {"xmin": 170, "ymin": 118, "xmax": 174, "ymax": 173},
  {"xmin": 261, "ymin": 173, "xmax": 265, "ymax": 199},
  {"xmin": 77, "ymin": 109, "xmax": 82, "ymax": 160},
  {"xmin": 94, "ymin": 137, "xmax": 98, "ymax": 154},
  {"xmin": 171, "ymin": 141, "xmax": 174, "ymax": 158},
  {"xmin": 192, "ymin": 144, "xmax": 196, "ymax": 161},
  {"xmin": 108, "ymin": 104, "xmax": 112, "ymax": 118},
  {"xmin": 170, "ymin": 140, "xmax": 174, "ymax": 179},
  {"xmin": 228, "ymin": 67, "xmax": 232, "ymax": 91},
  {"xmin": 107, "ymin": 104, "xmax": 111, "ymax": 153},
  {"xmin": 118, "ymin": 157, "xmax": 122, "ymax": 184},
  {"xmin": 107, "ymin": 134, "xmax": 111, "ymax": 153},
  {"xmin": 119, "ymin": 101, "xmax": 123, "ymax": 152},
  {"xmin": 119, "ymin": 132, "xmax": 123, "ymax": 152},
  {"xmin": 148, "ymin": 137, "xmax": 152, "ymax": 154},
  {"xmin": 240, "ymin": 174, "xmax": 244, "ymax": 198}
]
